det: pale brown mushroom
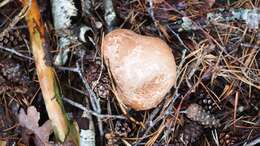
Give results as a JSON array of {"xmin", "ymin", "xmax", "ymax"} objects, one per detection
[{"xmin": 102, "ymin": 29, "xmax": 176, "ymax": 110}]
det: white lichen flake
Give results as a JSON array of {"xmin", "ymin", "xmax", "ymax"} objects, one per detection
[
  {"xmin": 241, "ymin": 9, "xmax": 260, "ymax": 29},
  {"xmin": 51, "ymin": 0, "xmax": 78, "ymax": 66},
  {"xmin": 51, "ymin": 0, "xmax": 78, "ymax": 29},
  {"xmin": 80, "ymin": 129, "xmax": 95, "ymax": 146}
]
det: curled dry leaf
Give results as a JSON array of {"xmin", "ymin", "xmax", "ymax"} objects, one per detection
[{"xmin": 18, "ymin": 106, "xmax": 53, "ymax": 146}]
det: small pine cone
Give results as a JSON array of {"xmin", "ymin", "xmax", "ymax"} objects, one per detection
[
  {"xmin": 0, "ymin": 70, "xmax": 28, "ymax": 94},
  {"xmin": 85, "ymin": 61, "xmax": 112, "ymax": 98},
  {"xmin": 114, "ymin": 120, "xmax": 131, "ymax": 137},
  {"xmin": 105, "ymin": 132, "xmax": 119, "ymax": 146},
  {"xmin": 186, "ymin": 103, "xmax": 219, "ymax": 127},
  {"xmin": 0, "ymin": 59, "xmax": 29, "ymax": 85},
  {"xmin": 93, "ymin": 75, "xmax": 111, "ymax": 98},
  {"xmin": 0, "ymin": 30, "xmax": 24, "ymax": 48},
  {"xmin": 85, "ymin": 62, "xmax": 100, "ymax": 82},
  {"xmin": 219, "ymin": 132, "xmax": 239, "ymax": 146},
  {"xmin": 198, "ymin": 95, "xmax": 214, "ymax": 113},
  {"xmin": 172, "ymin": 121, "xmax": 203, "ymax": 146}
]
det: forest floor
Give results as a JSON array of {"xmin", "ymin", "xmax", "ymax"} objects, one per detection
[{"xmin": 0, "ymin": 0, "xmax": 260, "ymax": 146}]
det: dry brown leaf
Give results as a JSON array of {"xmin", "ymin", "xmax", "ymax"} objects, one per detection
[{"xmin": 18, "ymin": 106, "xmax": 53, "ymax": 146}]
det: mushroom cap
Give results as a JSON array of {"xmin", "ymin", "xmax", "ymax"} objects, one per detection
[{"xmin": 102, "ymin": 29, "xmax": 176, "ymax": 110}]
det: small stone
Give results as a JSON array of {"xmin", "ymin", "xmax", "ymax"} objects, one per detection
[{"xmin": 102, "ymin": 29, "xmax": 176, "ymax": 110}]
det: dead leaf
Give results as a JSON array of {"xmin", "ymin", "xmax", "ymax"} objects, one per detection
[{"xmin": 18, "ymin": 106, "xmax": 53, "ymax": 146}]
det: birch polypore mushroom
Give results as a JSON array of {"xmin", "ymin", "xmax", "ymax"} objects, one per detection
[{"xmin": 102, "ymin": 29, "xmax": 176, "ymax": 110}]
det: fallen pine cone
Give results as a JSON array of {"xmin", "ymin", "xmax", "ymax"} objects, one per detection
[
  {"xmin": 84, "ymin": 61, "xmax": 112, "ymax": 99},
  {"xmin": 0, "ymin": 58, "xmax": 29, "ymax": 85},
  {"xmin": 173, "ymin": 121, "xmax": 204, "ymax": 146},
  {"xmin": 198, "ymin": 94, "xmax": 215, "ymax": 113},
  {"xmin": 105, "ymin": 132, "xmax": 119, "ymax": 146},
  {"xmin": 114, "ymin": 120, "xmax": 131, "ymax": 137},
  {"xmin": 186, "ymin": 103, "xmax": 220, "ymax": 127},
  {"xmin": 0, "ymin": 59, "xmax": 31, "ymax": 95},
  {"xmin": 219, "ymin": 132, "xmax": 239, "ymax": 146},
  {"xmin": 0, "ymin": 30, "xmax": 25, "ymax": 48},
  {"xmin": 93, "ymin": 75, "xmax": 111, "ymax": 99}
]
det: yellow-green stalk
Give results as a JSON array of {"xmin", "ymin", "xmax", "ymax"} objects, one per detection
[{"xmin": 21, "ymin": 0, "xmax": 79, "ymax": 145}]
